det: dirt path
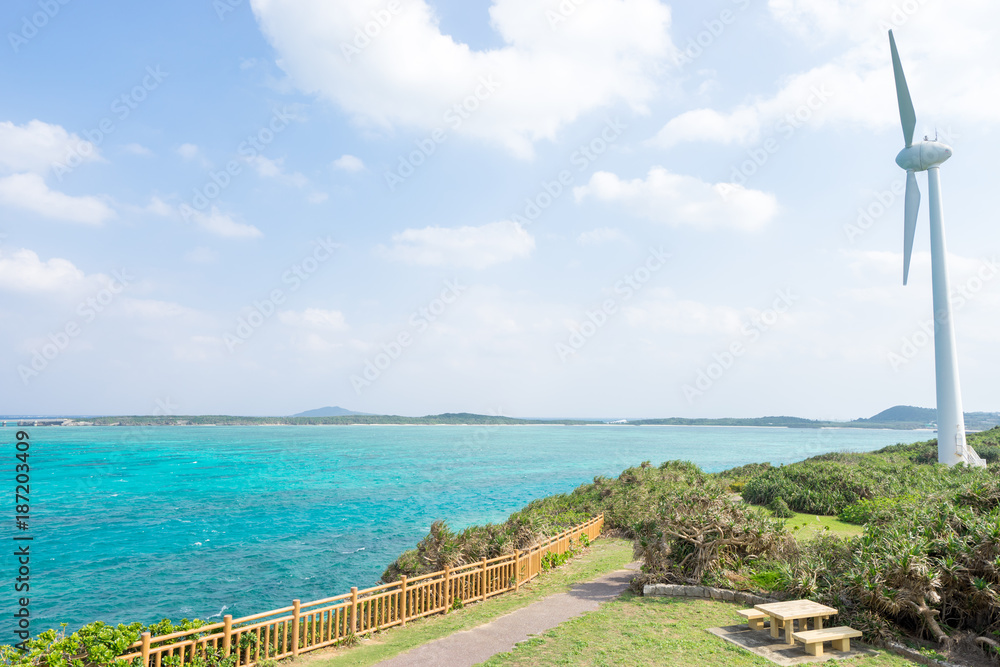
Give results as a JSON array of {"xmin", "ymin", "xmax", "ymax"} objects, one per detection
[{"xmin": 373, "ymin": 564, "xmax": 639, "ymax": 667}]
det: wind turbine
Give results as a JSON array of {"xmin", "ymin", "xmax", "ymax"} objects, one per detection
[{"xmin": 888, "ymin": 30, "xmax": 983, "ymax": 467}]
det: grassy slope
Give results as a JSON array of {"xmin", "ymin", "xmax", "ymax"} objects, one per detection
[
  {"xmin": 783, "ymin": 511, "xmax": 863, "ymax": 540},
  {"xmin": 294, "ymin": 538, "xmax": 634, "ymax": 667},
  {"xmin": 482, "ymin": 595, "xmax": 918, "ymax": 667}
]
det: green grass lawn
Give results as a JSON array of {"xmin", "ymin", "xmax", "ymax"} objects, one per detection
[
  {"xmin": 481, "ymin": 594, "xmax": 918, "ymax": 667},
  {"xmin": 783, "ymin": 512, "xmax": 863, "ymax": 540},
  {"xmin": 291, "ymin": 538, "xmax": 635, "ymax": 667}
]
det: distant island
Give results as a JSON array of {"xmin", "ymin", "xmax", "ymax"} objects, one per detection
[{"xmin": 5, "ymin": 405, "xmax": 1000, "ymax": 431}]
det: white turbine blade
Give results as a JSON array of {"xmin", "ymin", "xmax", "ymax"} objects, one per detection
[
  {"xmin": 903, "ymin": 170, "xmax": 920, "ymax": 285},
  {"xmin": 889, "ymin": 30, "xmax": 917, "ymax": 147}
]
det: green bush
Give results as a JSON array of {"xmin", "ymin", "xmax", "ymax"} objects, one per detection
[
  {"xmin": 837, "ymin": 494, "xmax": 922, "ymax": 525},
  {"xmin": 0, "ymin": 619, "xmax": 211, "ymax": 667},
  {"xmin": 768, "ymin": 497, "xmax": 794, "ymax": 518}
]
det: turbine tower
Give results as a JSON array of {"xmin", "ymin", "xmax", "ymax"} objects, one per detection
[{"xmin": 888, "ymin": 30, "xmax": 983, "ymax": 467}]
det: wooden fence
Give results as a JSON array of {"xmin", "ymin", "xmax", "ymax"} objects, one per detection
[{"xmin": 115, "ymin": 514, "xmax": 604, "ymax": 667}]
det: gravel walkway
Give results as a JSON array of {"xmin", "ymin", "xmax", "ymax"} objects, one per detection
[{"xmin": 375, "ymin": 564, "xmax": 639, "ymax": 667}]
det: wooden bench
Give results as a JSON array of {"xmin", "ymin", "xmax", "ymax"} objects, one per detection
[
  {"xmin": 792, "ymin": 626, "xmax": 862, "ymax": 656},
  {"xmin": 736, "ymin": 608, "xmax": 769, "ymax": 631}
]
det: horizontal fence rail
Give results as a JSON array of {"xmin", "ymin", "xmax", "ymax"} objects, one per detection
[{"xmin": 115, "ymin": 514, "xmax": 604, "ymax": 667}]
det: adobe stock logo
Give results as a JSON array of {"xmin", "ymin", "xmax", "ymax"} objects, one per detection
[
  {"xmin": 18, "ymin": 270, "xmax": 133, "ymax": 385},
  {"xmin": 682, "ymin": 289, "xmax": 797, "ymax": 403},
  {"xmin": 556, "ymin": 247, "xmax": 669, "ymax": 361},
  {"xmin": 351, "ymin": 280, "xmax": 467, "ymax": 394}
]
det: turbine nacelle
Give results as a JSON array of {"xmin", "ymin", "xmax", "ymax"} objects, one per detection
[{"xmin": 895, "ymin": 141, "xmax": 953, "ymax": 172}]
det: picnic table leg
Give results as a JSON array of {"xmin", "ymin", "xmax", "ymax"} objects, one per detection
[
  {"xmin": 786, "ymin": 619, "xmax": 796, "ymax": 645},
  {"xmin": 813, "ymin": 615, "xmax": 823, "ymax": 630},
  {"xmin": 769, "ymin": 617, "xmax": 780, "ymax": 639},
  {"xmin": 832, "ymin": 637, "xmax": 851, "ymax": 652}
]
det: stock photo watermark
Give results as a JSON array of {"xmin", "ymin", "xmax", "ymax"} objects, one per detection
[
  {"xmin": 7, "ymin": 0, "xmax": 72, "ymax": 53},
  {"xmin": 877, "ymin": 0, "xmax": 932, "ymax": 31},
  {"xmin": 384, "ymin": 77, "xmax": 501, "ymax": 191},
  {"xmin": 17, "ymin": 270, "xmax": 134, "ymax": 385},
  {"xmin": 213, "ymin": 0, "xmax": 242, "ymax": 20},
  {"xmin": 351, "ymin": 279, "xmax": 467, "ymax": 394},
  {"xmin": 675, "ymin": 0, "xmax": 750, "ymax": 67},
  {"xmin": 556, "ymin": 246, "xmax": 669, "ymax": 361},
  {"xmin": 223, "ymin": 237, "xmax": 338, "ymax": 351},
  {"xmin": 682, "ymin": 288, "xmax": 798, "ymax": 403},
  {"xmin": 843, "ymin": 178, "xmax": 905, "ymax": 243},
  {"xmin": 12, "ymin": 428, "xmax": 31, "ymax": 650},
  {"xmin": 514, "ymin": 117, "xmax": 626, "ymax": 227},
  {"xmin": 718, "ymin": 86, "xmax": 832, "ymax": 198},
  {"xmin": 179, "ymin": 106, "xmax": 295, "ymax": 221},
  {"xmin": 340, "ymin": 1, "xmax": 401, "ymax": 62},
  {"xmin": 887, "ymin": 258, "xmax": 998, "ymax": 371},
  {"xmin": 844, "ymin": 129, "xmax": 959, "ymax": 243},
  {"xmin": 52, "ymin": 66, "xmax": 168, "ymax": 181}
]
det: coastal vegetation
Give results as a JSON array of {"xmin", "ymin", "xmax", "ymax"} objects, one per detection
[
  {"xmin": 385, "ymin": 428, "xmax": 1000, "ymax": 662},
  {"xmin": 26, "ymin": 403, "xmax": 1000, "ymax": 429},
  {"xmin": 5, "ymin": 428, "xmax": 999, "ymax": 665}
]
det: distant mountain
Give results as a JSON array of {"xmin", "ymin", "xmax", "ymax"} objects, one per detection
[
  {"xmin": 292, "ymin": 406, "xmax": 371, "ymax": 418},
  {"xmin": 855, "ymin": 405, "xmax": 1000, "ymax": 431},
  {"xmin": 865, "ymin": 405, "xmax": 936, "ymax": 423}
]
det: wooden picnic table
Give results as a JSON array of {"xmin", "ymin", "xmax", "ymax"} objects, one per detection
[{"xmin": 754, "ymin": 600, "xmax": 838, "ymax": 645}]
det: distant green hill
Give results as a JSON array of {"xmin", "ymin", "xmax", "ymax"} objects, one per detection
[
  {"xmin": 40, "ymin": 405, "xmax": 1000, "ymax": 430},
  {"xmin": 852, "ymin": 405, "xmax": 1000, "ymax": 431},
  {"xmin": 292, "ymin": 406, "xmax": 370, "ymax": 417},
  {"xmin": 864, "ymin": 405, "xmax": 936, "ymax": 423}
]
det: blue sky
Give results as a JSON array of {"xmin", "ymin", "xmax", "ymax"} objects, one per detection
[{"xmin": 1, "ymin": 0, "xmax": 998, "ymax": 419}]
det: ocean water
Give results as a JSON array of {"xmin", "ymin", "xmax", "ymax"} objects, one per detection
[{"xmin": 8, "ymin": 424, "xmax": 926, "ymax": 636}]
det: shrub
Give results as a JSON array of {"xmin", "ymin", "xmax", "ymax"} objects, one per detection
[
  {"xmin": 838, "ymin": 494, "xmax": 922, "ymax": 525},
  {"xmin": 768, "ymin": 497, "xmax": 794, "ymax": 518},
  {"xmin": 632, "ymin": 486, "xmax": 795, "ymax": 588}
]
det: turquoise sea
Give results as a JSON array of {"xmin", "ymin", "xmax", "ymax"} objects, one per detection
[{"xmin": 9, "ymin": 424, "xmax": 927, "ymax": 637}]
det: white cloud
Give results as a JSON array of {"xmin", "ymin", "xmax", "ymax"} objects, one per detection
[
  {"xmin": 844, "ymin": 249, "xmax": 989, "ymax": 282},
  {"xmin": 333, "ymin": 154, "xmax": 365, "ymax": 172},
  {"xmin": 307, "ymin": 192, "xmax": 328, "ymax": 203},
  {"xmin": 573, "ymin": 167, "xmax": 778, "ymax": 231},
  {"xmin": 246, "ymin": 155, "xmax": 309, "ymax": 187},
  {"xmin": 0, "ymin": 120, "xmax": 114, "ymax": 224},
  {"xmin": 146, "ymin": 196, "xmax": 173, "ymax": 217},
  {"xmin": 279, "ymin": 308, "xmax": 348, "ymax": 330},
  {"xmin": 624, "ymin": 289, "xmax": 748, "ymax": 336},
  {"xmin": 187, "ymin": 207, "xmax": 263, "ymax": 239},
  {"xmin": 0, "ymin": 120, "xmax": 98, "ymax": 175},
  {"xmin": 653, "ymin": 3, "xmax": 1000, "ymax": 148},
  {"xmin": 379, "ymin": 220, "xmax": 535, "ymax": 269},
  {"xmin": 183, "ymin": 247, "xmax": 218, "ymax": 264},
  {"xmin": 119, "ymin": 298, "xmax": 194, "ymax": 319},
  {"xmin": 0, "ymin": 173, "xmax": 115, "ymax": 224},
  {"xmin": 577, "ymin": 227, "xmax": 626, "ymax": 245},
  {"xmin": 250, "ymin": 0, "xmax": 675, "ymax": 157},
  {"xmin": 177, "ymin": 143, "xmax": 201, "ymax": 160},
  {"xmin": 123, "ymin": 143, "xmax": 153, "ymax": 156},
  {"xmin": 0, "ymin": 248, "xmax": 88, "ymax": 293},
  {"xmin": 158, "ymin": 200, "xmax": 263, "ymax": 239}
]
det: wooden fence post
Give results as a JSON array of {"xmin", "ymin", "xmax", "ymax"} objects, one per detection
[
  {"xmin": 400, "ymin": 576, "xmax": 408, "ymax": 627},
  {"xmin": 350, "ymin": 587, "xmax": 359, "ymax": 635},
  {"xmin": 140, "ymin": 632, "xmax": 151, "ymax": 667},
  {"xmin": 444, "ymin": 565, "xmax": 451, "ymax": 613},
  {"xmin": 514, "ymin": 551, "xmax": 521, "ymax": 592},
  {"xmin": 481, "ymin": 558, "xmax": 488, "ymax": 602},
  {"xmin": 222, "ymin": 615, "xmax": 232, "ymax": 657},
  {"xmin": 291, "ymin": 600, "xmax": 301, "ymax": 656}
]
